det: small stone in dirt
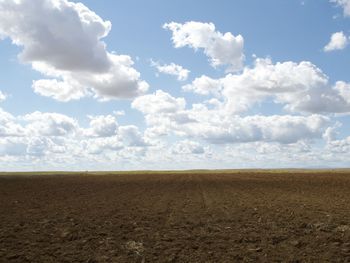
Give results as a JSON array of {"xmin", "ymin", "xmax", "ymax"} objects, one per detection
[
  {"xmin": 60, "ymin": 229, "xmax": 70, "ymax": 238},
  {"xmin": 290, "ymin": 240, "xmax": 303, "ymax": 248},
  {"xmin": 248, "ymin": 247, "xmax": 262, "ymax": 252},
  {"xmin": 313, "ymin": 222, "xmax": 332, "ymax": 232},
  {"xmin": 125, "ymin": 240, "xmax": 144, "ymax": 255},
  {"xmin": 335, "ymin": 225, "xmax": 350, "ymax": 232},
  {"xmin": 40, "ymin": 219, "xmax": 51, "ymax": 224}
]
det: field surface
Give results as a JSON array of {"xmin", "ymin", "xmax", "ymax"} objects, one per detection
[{"xmin": 1, "ymin": 170, "xmax": 350, "ymax": 262}]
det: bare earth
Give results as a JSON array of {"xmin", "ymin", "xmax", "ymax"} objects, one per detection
[{"xmin": 1, "ymin": 171, "xmax": 350, "ymax": 262}]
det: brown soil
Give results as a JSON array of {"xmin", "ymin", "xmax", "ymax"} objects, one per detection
[{"xmin": 1, "ymin": 171, "xmax": 350, "ymax": 262}]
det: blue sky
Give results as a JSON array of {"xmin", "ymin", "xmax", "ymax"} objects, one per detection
[{"xmin": 0, "ymin": 0, "xmax": 350, "ymax": 170}]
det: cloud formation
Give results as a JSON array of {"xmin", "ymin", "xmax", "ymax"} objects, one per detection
[
  {"xmin": 22, "ymin": 111, "xmax": 78, "ymax": 137},
  {"xmin": 151, "ymin": 60, "xmax": 190, "ymax": 81},
  {"xmin": 85, "ymin": 114, "xmax": 119, "ymax": 138},
  {"xmin": 324, "ymin": 31, "xmax": 349, "ymax": 52},
  {"xmin": 171, "ymin": 140, "xmax": 205, "ymax": 155},
  {"xmin": 132, "ymin": 90, "xmax": 331, "ymax": 144},
  {"xmin": 0, "ymin": 103, "xmax": 347, "ymax": 170},
  {"xmin": 0, "ymin": 0, "xmax": 148, "ymax": 101},
  {"xmin": 0, "ymin": 107, "xmax": 150, "ymax": 161},
  {"xmin": 331, "ymin": 0, "xmax": 350, "ymax": 16},
  {"xmin": 163, "ymin": 21, "xmax": 244, "ymax": 72},
  {"xmin": 0, "ymin": 91, "xmax": 6, "ymax": 102},
  {"xmin": 1, "ymin": 6, "xmax": 350, "ymax": 171},
  {"xmin": 184, "ymin": 58, "xmax": 350, "ymax": 114}
]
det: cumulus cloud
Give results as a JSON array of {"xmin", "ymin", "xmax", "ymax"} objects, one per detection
[
  {"xmin": 324, "ymin": 31, "xmax": 349, "ymax": 52},
  {"xmin": 184, "ymin": 58, "xmax": 350, "ymax": 114},
  {"xmin": 326, "ymin": 135, "xmax": 350, "ymax": 153},
  {"xmin": 0, "ymin": 110, "xmax": 72, "ymax": 158},
  {"xmin": 222, "ymin": 140, "xmax": 332, "ymax": 168},
  {"xmin": 0, "ymin": 108, "xmax": 24, "ymax": 137},
  {"xmin": 81, "ymin": 124, "xmax": 150, "ymax": 156},
  {"xmin": 0, "ymin": 104, "xmax": 347, "ymax": 170},
  {"xmin": 0, "ymin": 91, "xmax": 6, "ymax": 102},
  {"xmin": 26, "ymin": 137, "xmax": 50, "ymax": 156},
  {"xmin": 182, "ymin": 75, "xmax": 221, "ymax": 97},
  {"xmin": 163, "ymin": 21, "xmax": 244, "ymax": 72},
  {"xmin": 0, "ymin": 0, "xmax": 148, "ymax": 101},
  {"xmin": 151, "ymin": 60, "xmax": 190, "ymax": 81},
  {"xmin": 334, "ymin": 81, "xmax": 350, "ymax": 103},
  {"xmin": 1, "ymin": 3, "xmax": 350, "ymax": 169},
  {"xmin": 22, "ymin": 112, "xmax": 78, "ymax": 137},
  {"xmin": 0, "ymin": 138, "xmax": 27, "ymax": 156},
  {"xmin": 171, "ymin": 140, "xmax": 205, "ymax": 155},
  {"xmin": 82, "ymin": 137, "xmax": 123, "ymax": 155},
  {"xmin": 132, "ymin": 90, "xmax": 186, "ymax": 114},
  {"xmin": 85, "ymin": 114, "xmax": 118, "ymax": 137},
  {"xmin": 118, "ymin": 125, "xmax": 148, "ymax": 147},
  {"xmin": 0, "ymin": 107, "xmax": 152, "ymax": 160},
  {"xmin": 185, "ymin": 113, "xmax": 329, "ymax": 144},
  {"xmin": 32, "ymin": 79, "xmax": 86, "ymax": 102},
  {"xmin": 331, "ymin": 0, "xmax": 350, "ymax": 16},
  {"xmin": 133, "ymin": 90, "xmax": 330, "ymax": 144},
  {"xmin": 132, "ymin": 90, "xmax": 196, "ymax": 139}
]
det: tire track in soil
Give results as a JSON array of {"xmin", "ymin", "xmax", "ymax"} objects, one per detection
[
  {"xmin": 129, "ymin": 174, "xmax": 194, "ymax": 262},
  {"xmin": 153, "ymin": 174, "xmax": 195, "ymax": 262}
]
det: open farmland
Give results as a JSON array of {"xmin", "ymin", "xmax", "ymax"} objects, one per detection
[{"xmin": 1, "ymin": 170, "xmax": 350, "ymax": 262}]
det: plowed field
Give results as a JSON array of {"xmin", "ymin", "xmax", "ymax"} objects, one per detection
[{"xmin": 1, "ymin": 171, "xmax": 350, "ymax": 262}]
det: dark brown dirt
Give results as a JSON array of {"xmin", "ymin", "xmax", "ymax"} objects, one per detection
[{"xmin": 1, "ymin": 171, "xmax": 350, "ymax": 262}]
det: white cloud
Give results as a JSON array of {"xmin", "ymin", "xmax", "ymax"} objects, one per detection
[
  {"xmin": 26, "ymin": 137, "xmax": 50, "ymax": 156},
  {"xmin": 171, "ymin": 140, "xmax": 205, "ymax": 155},
  {"xmin": 0, "ymin": 104, "xmax": 348, "ymax": 170},
  {"xmin": 0, "ymin": 91, "xmax": 6, "ymax": 102},
  {"xmin": 22, "ymin": 111, "xmax": 78, "ymax": 137},
  {"xmin": 80, "ymin": 124, "xmax": 150, "ymax": 156},
  {"xmin": 324, "ymin": 31, "xmax": 349, "ymax": 52},
  {"xmin": 118, "ymin": 125, "xmax": 148, "ymax": 147},
  {"xmin": 133, "ymin": 90, "xmax": 330, "ymax": 144},
  {"xmin": 331, "ymin": 0, "xmax": 350, "ymax": 16},
  {"xmin": 85, "ymin": 114, "xmax": 118, "ymax": 137},
  {"xmin": 0, "ymin": 108, "xmax": 24, "ymax": 137},
  {"xmin": 132, "ymin": 90, "xmax": 186, "ymax": 114},
  {"xmin": 184, "ymin": 58, "xmax": 350, "ymax": 114},
  {"xmin": 182, "ymin": 75, "xmax": 221, "ymax": 97},
  {"xmin": 1, "ymin": 4, "xmax": 350, "ymax": 169},
  {"xmin": 326, "ymin": 136, "xmax": 350, "ymax": 153},
  {"xmin": 82, "ymin": 137, "xmax": 123, "ymax": 155},
  {"xmin": 185, "ymin": 113, "xmax": 330, "ymax": 144},
  {"xmin": 151, "ymin": 60, "xmax": 190, "ymax": 81},
  {"xmin": 32, "ymin": 79, "xmax": 86, "ymax": 102},
  {"xmin": 222, "ymin": 140, "xmax": 333, "ymax": 168},
  {"xmin": 0, "ymin": 107, "xmax": 153, "ymax": 161},
  {"xmin": 334, "ymin": 81, "xmax": 350, "ymax": 103},
  {"xmin": 163, "ymin": 21, "xmax": 244, "ymax": 72},
  {"xmin": 132, "ymin": 90, "xmax": 195, "ymax": 140},
  {"xmin": 0, "ymin": 138, "xmax": 27, "ymax": 156},
  {"xmin": 0, "ymin": 0, "xmax": 148, "ymax": 101},
  {"xmin": 323, "ymin": 123, "xmax": 341, "ymax": 142}
]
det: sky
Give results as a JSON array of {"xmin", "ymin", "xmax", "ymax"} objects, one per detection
[{"xmin": 1, "ymin": 0, "xmax": 350, "ymax": 171}]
